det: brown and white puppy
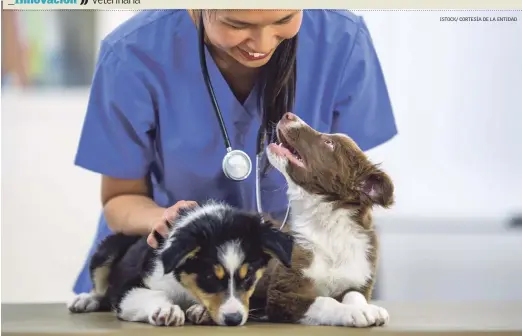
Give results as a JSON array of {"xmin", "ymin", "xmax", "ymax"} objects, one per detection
[{"xmin": 257, "ymin": 112, "xmax": 394, "ymax": 327}]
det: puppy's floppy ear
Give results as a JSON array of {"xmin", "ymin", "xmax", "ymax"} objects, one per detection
[
  {"xmin": 360, "ymin": 168, "xmax": 394, "ymax": 208},
  {"xmin": 260, "ymin": 225, "xmax": 294, "ymax": 268},
  {"xmin": 161, "ymin": 239, "xmax": 200, "ymax": 275}
]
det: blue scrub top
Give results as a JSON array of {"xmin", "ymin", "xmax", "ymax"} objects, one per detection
[{"xmin": 73, "ymin": 9, "xmax": 398, "ymax": 294}]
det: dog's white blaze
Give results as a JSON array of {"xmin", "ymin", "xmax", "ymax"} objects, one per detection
[
  {"xmin": 216, "ymin": 240, "xmax": 248, "ymax": 325},
  {"xmin": 218, "ymin": 240, "xmax": 244, "ymax": 274}
]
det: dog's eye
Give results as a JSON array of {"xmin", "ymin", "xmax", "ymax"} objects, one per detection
[
  {"xmin": 324, "ymin": 139, "xmax": 334, "ymax": 149},
  {"xmin": 243, "ymin": 271, "xmax": 254, "ymax": 281},
  {"xmin": 238, "ymin": 272, "xmax": 256, "ymax": 290}
]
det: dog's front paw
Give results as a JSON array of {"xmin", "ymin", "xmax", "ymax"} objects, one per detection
[
  {"xmin": 186, "ymin": 304, "xmax": 214, "ymax": 325},
  {"xmin": 343, "ymin": 304, "xmax": 389, "ymax": 327},
  {"xmin": 370, "ymin": 304, "xmax": 389, "ymax": 326},
  {"xmin": 67, "ymin": 293, "xmax": 100, "ymax": 313},
  {"xmin": 148, "ymin": 303, "xmax": 185, "ymax": 327}
]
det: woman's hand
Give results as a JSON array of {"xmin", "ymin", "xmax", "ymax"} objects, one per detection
[{"xmin": 146, "ymin": 200, "xmax": 198, "ymax": 248}]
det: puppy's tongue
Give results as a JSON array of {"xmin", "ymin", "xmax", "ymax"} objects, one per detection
[{"xmin": 268, "ymin": 143, "xmax": 304, "ymax": 167}]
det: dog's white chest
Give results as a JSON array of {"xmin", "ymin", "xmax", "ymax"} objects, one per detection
[{"xmin": 301, "ymin": 232, "xmax": 372, "ymax": 298}]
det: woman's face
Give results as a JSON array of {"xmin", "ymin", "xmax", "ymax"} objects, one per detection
[{"xmin": 203, "ymin": 10, "xmax": 303, "ymax": 68}]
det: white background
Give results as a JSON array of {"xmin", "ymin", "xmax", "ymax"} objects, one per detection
[{"xmin": 2, "ymin": 10, "xmax": 522, "ymax": 303}]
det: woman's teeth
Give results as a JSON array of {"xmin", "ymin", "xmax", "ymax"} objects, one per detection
[
  {"xmin": 240, "ymin": 48, "xmax": 269, "ymax": 61},
  {"xmin": 248, "ymin": 51, "xmax": 266, "ymax": 57}
]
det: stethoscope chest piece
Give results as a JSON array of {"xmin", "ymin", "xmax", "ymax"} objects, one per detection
[{"xmin": 222, "ymin": 149, "xmax": 252, "ymax": 181}]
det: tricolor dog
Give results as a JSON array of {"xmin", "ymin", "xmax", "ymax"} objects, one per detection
[{"xmin": 67, "ymin": 202, "xmax": 294, "ymax": 327}]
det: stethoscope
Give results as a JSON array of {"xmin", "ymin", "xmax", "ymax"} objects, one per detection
[{"xmin": 197, "ymin": 16, "xmax": 289, "ymax": 229}]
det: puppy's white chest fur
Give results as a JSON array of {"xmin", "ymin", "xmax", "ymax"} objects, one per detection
[
  {"xmin": 302, "ymin": 231, "xmax": 372, "ymax": 297},
  {"xmin": 290, "ymin": 190, "xmax": 373, "ymax": 298}
]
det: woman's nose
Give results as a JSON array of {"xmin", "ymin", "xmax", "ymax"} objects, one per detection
[{"xmin": 249, "ymin": 28, "xmax": 278, "ymax": 53}]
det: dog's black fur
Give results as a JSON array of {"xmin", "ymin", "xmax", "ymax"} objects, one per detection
[{"xmin": 68, "ymin": 201, "xmax": 294, "ymax": 327}]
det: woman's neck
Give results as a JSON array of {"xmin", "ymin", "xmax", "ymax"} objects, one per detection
[
  {"xmin": 187, "ymin": 10, "xmax": 260, "ymax": 104},
  {"xmin": 208, "ymin": 44, "xmax": 260, "ymax": 103}
]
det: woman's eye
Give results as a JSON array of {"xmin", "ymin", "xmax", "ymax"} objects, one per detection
[
  {"xmin": 226, "ymin": 23, "xmax": 247, "ymax": 30},
  {"xmin": 275, "ymin": 18, "xmax": 291, "ymax": 25}
]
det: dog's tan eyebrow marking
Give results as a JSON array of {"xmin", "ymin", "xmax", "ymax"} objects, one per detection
[
  {"xmin": 214, "ymin": 264, "xmax": 225, "ymax": 280},
  {"xmin": 255, "ymin": 267, "xmax": 265, "ymax": 281},
  {"xmin": 238, "ymin": 264, "xmax": 249, "ymax": 279}
]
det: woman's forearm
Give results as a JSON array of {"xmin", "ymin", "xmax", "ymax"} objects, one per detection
[{"xmin": 103, "ymin": 194, "xmax": 166, "ymax": 235}]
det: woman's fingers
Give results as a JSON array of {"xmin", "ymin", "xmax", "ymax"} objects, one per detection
[
  {"xmin": 164, "ymin": 200, "xmax": 199, "ymax": 224},
  {"xmin": 184, "ymin": 201, "xmax": 198, "ymax": 208},
  {"xmin": 147, "ymin": 232, "xmax": 158, "ymax": 249},
  {"xmin": 148, "ymin": 200, "xmax": 199, "ymax": 249}
]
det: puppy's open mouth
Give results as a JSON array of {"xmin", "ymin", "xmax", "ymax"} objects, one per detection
[{"xmin": 268, "ymin": 129, "xmax": 305, "ymax": 168}]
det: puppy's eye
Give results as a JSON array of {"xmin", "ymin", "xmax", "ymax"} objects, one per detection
[{"xmin": 324, "ymin": 139, "xmax": 334, "ymax": 149}]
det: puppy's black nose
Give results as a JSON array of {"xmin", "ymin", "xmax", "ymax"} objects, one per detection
[{"xmin": 223, "ymin": 312, "xmax": 243, "ymax": 326}]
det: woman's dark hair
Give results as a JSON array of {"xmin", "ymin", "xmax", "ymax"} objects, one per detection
[
  {"xmin": 257, "ymin": 35, "xmax": 297, "ymax": 173},
  {"xmin": 195, "ymin": 10, "xmax": 298, "ymax": 171},
  {"xmin": 256, "ymin": 32, "xmax": 298, "ymax": 147}
]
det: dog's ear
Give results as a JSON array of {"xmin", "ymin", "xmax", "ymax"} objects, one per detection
[
  {"xmin": 161, "ymin": 239, "xmax": 200, "ymax": 275},
  {"xmin": 360, "ymin": 169, "xmax": 394, "ymax": 208},
  {"xmin": 260, "ymin": 226, "xmax": 294, "ymax": 268}
]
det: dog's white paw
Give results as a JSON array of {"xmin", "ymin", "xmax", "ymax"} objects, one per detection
[
  {"xmin": 148, "ymin": 303, "xmax": 185, "ymax": 327},
  {"xmin": 343, "ymin": 304, "xmax": 389, "ymax": 327},
  {"xmin": 67, "ymin": 293, "xmax": 100, "ymax": 313},
  {"xmin": 186, "ymin": 304, "xmax": 214, "ymax": 325}
]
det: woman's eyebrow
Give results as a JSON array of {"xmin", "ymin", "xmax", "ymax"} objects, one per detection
[{"xmin": 224, "ymin": 11, "xmax": 298, "ymax": 26}]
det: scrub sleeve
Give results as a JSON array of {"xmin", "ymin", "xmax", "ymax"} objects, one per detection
[{"xmin": 331, "ymin": 18, "xmax": 398, "ymax": 149}]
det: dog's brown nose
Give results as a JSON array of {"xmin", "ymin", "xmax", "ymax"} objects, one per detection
[{"xmin": 283, "ymin": 112, "xmax": 296, "ymax": 121}]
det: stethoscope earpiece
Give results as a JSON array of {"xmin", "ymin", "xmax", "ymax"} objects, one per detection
[{"xmin": 222, "ymin": 149, "xmax": 252, "ymax": 181}]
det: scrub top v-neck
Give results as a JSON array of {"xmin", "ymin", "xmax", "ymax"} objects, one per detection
[{"xmin": 73, "ymin": 9, "xmax": 398, "ymax": 294}]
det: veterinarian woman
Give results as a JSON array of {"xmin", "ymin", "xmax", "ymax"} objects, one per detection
[{"xmin": 72, "ymin": 9, "xmax": 397, "ymax": 294}]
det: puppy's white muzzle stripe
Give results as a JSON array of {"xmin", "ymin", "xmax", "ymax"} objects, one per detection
[{"xmin": 215, "ymin": 240, "xmax": 248, "ymax": 326}]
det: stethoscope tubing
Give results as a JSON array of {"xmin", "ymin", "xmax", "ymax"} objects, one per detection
[
  {"xmin": 198, "ymin": 15, "xmax": 233, "ymax": 152},
  {"xmin": 197, "ymin": 14, "xmax": 289, "ymax": 229}
]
